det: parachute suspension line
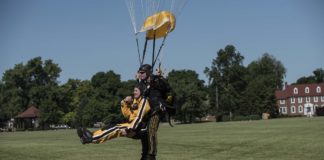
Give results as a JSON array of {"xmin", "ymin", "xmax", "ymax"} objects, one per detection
[
  {"xmin": 170, "ymin": 0, "xmax": 188, "ymax": 18},
  {"xmin": 151, "ymin": 31, "xmax": 157, "ymax": 72},
  {"xmin": 140, "ymin": 0, "xmax": 145, "ymax": 24},
  {"xmin": 171, "ymin": 0, "xmax": 176, "ymax": 13},
  {"xmin": 153, "ymin": 31, "xmax": 169, "ymax": 69},
  {"xmin": 125, "ymin": 0, "xmax": 137, "ymax": 33},
  {"xmin": 135, "ymin": 34, "xmax": 142, "ymax": 65},
  {"xmin": 141, "ymin": 38, "xmax": 148, "ymax": 66}
]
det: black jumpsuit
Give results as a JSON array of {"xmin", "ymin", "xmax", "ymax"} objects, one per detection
[{"xmin": 139, "ymin": 75, "xmax": 173, "ymax": 160}]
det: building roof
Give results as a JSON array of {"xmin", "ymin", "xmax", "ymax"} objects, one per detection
[
  {"xmin": 16, "ymin": 106, "xmax": 40, "ymax": 118},
  {"xmin": 275, "ymin": 83, "xmax": 324, "ymax": 99}
]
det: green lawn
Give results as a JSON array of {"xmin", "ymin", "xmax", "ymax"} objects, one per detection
[{"xmin": 0, "ymin": 117, "xmax": 323, "ymax": 160}]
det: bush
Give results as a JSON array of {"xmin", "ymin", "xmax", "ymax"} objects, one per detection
[
  {"xmin": 217, "ymin": 114, "xmax": 261, "ymax": 122},
  {"xmin": 277, "ymin": 114, "xmax": 303, "ymax": 118}
]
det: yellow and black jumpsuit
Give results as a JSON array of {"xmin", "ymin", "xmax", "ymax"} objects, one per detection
[{"xmin": 91, "ymin": 97, "xmax": 150, "ymax": 143}]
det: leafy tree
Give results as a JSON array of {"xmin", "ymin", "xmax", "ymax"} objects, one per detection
[
  {"xmin": 76, "ymin": 71, "xmax": 125, "ymax": 127},
  {"xmin": 167, "ymin": 70, "xmax": 208, "ymax": 123},
  {"xmin": 62, "ymin": 111, "xmax": 76, "ymax": 127},
  {"xmin": 313, "ymin": 68, "xmax": 324, "ymax": 83},
  {"xmin": 0, "ymin": 57, "xmax": 63, "ymax": 128},
  {"xmin": 117, "ymin": 80, "xmax": 137, "ymax": 99},
  {"xmin": 244, "ymin": 53, "xmax": 286, "ymax": 116},
  {"xmin": 73, "ymin": 80, "xmax": 94, "ymax": 127},
  {"xmin": 204, "ymin": 45, "xmax": 247, "ymax": 118},
  {"xmin": 295, "ymin": 68, "xmax": 324, "ymax": 84}
]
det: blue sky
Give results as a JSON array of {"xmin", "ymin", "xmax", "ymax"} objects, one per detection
[{"xmin": 1, "ymin": 0, "xmax": 323, "ymax": 84}]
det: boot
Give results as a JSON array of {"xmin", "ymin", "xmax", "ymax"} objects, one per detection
[
  {"xmin": 140, "ymin": 154, "xmax": 156, "ymax": 160},
  {"xmin": 76, "ymin": 127, "xmax": 93, "ymax": 144}
]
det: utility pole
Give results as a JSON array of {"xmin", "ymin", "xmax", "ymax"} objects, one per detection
[{"xmin": 216, "ymin": 85, "xmax": 219, "ymax": 111}]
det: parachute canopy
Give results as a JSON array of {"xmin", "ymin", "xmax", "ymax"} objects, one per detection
[
  {"xmin": 141, "ymin": 11, "xmax": 176, "ymax": 40},
  {"xmin": 125, "ymin": 0, "xmax": 188, "ymax": 68}
]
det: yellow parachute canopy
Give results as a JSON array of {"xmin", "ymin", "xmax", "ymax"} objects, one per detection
[{"xmin": 140, "ymin": 11, "xmax": 176, "ymax": 40}]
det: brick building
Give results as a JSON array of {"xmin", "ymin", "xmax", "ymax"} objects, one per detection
[{"xmin": 275, "ymin": 83, "xmax": 324, "ymax": 116}]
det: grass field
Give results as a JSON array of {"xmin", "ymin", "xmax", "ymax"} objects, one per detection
[{"xmin": 0, "ymin": 117, "xmax": 323, "ymax": 160}]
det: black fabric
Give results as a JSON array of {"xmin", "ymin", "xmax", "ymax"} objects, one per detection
[
  {"xmin": 147, "ymin": 114, "xmax": 159, "ymax": 155},
  {"xmin": 138, "ymin": 64, "xmax": 152, "ymax": 72},
  {"xmin": 140, "ymin": 114, "xmax": 159, "ymax": 159},
  {"xmin": 141, "ymin": 131, "xmax": 149, "ymax": 156},
  {"xmin": 139, "ymin": 74, "xmax": 173, "ymax": 159},
  {"xmin": 141, "ymin": 75, "xmax": 173, "ymax": 113},
  {"xmin": 140, "ymin": 154, "xmax": 156, "ymax": 160}
]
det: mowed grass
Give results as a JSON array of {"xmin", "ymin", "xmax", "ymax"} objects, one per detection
[{"xmin": 0, "ymin": 117, "xmax": 323, "ymax": 160}]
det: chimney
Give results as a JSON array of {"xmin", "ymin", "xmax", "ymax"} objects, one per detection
[{"xmin": 283, "ymin": 82, "xmax": 288, "ymax": 90}]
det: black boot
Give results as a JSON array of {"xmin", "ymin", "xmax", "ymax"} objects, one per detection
[
  {"xmin": 142, "ymin": 155, "xmax": 156, "ymax": 160},
  {"xmin": 76, "ymin": 127, "xmax": 93, "ymax": 144}
]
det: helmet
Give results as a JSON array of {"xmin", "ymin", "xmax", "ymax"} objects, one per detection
[{"xmin": 138, "ymin": 64, "xmax": 152, "ymax": 73}]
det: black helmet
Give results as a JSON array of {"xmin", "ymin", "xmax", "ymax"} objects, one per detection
[{"xmin": 138, "ymin": 64, "xmax": 152, "ymax": 73}]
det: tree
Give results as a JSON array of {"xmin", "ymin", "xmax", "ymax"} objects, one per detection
[
  {"xmin": 75, "ymin": 71, "xmax": 126, "ymax": 127},
  {"xmin": 57, "ymin": 79, "xmax": 83, "ymax": 127},
  {"xmin": 295, "ymin": 68, "xmax": 324, "ymax": 84},
  {"xmin": 244, "ymin": 53, "xmax": 286, "ymax": 116},
  {"xmin": 0, "ymin": 57, "xmax": 63, "ymax": 128},
  {"xmin": 117, "ymin": 80, "xmax": 137, "ymax": 99},
  {"xmin": 313, "ymin": 68, "xmax": 324, "ymax": 83},
  {"xmin": 73, "ymin": 80, "xmax": 94, "ymax": 127},
  {"xmin": 204, "ymin": 45, "xmax": 247, "ymax": 119},
  {"xmin": 167, "ymin": 70, "xmax": 208, "ymax": 123}
]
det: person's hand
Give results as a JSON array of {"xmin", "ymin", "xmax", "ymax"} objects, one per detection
[
  {"xmin": 135, "ymin": 72, "xmax": 140, "ymax": 80},
  {"xmin": 124, "ymin": 96, "xmax": 133, "ymax": 104}
]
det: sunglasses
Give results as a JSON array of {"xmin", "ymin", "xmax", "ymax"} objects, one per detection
[{"xmin": 139, "ymin": 71, "xmax": 146, "ymax": 74}]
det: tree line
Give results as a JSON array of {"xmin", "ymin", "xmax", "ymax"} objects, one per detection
[{"xmin": 1, "ymin": 45, "xmax": 323, "ymax": 128}]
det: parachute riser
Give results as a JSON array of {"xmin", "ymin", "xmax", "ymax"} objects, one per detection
[
  {"xmin": 135, "ymin": 36, "xmax": 141, "ymax": 65},
  {"xmin": 152, "ymin": 31, "xmax": 169, "ymax": 70},
  {"xmin": 141, "ymin": 38, "xmax": 149, "ymax": 66},
  {"xmin": 151, "ymin": 31, "xmax": 157, "ymax": 73}
]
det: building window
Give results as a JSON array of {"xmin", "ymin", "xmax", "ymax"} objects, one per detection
[
  {"xmin": 306, "ymin": 97, "xmax": 310, "ymax": 103},
  {"xmin": 317, "ymin": 86, "xmax": 321, "ymax": 93},
  {"xmin": 280, "ymin": 107, "xmax": 287, "ymax": 114},
  {"xmin": 314, "ymin": 96, "xmax": 318, "ymax": 102},
  {"xmin": 305, "ymin": 87, "xmax": 309, "ymax": 94},
  {"xmin": 321, "ymin": 96, "xmax": 324, "ymax": 102},
  {"xmin": 291, "ymin": 106, "xmax": 296, "ymax": 113},
  {"xmin": 298, "ymin": 97, "xmax": 302, "ymax": 103},
  {"xmin": 294, "ymin": 88, "xmax": 298, "ymax": 94},
  {"xmin": 291, "ymin": 97, "xmax": 295, "ymax": 103},
  {"xmin": 298, "ymin": 105, "xmax": 303, "ymax": 113},
  {"xmin": 280, "ymin": 100, "xmax": 285, "ymax": 104}
]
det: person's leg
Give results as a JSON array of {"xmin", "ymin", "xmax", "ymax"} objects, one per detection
[
  {"xmin": 92, "ymin": 123, "xmax": 129, "ymax": 143},
  {"xmin": 145, "ymin": 114, "xmax": 160, "ymax": 160},
  {"xmin": 140, "ymin": 131, "xmax": 149, "ymax": 160},
  {"xmin": 77, "ymin": 123, "xmax": 129, "ymax": 144}
]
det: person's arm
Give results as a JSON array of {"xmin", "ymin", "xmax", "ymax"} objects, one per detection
[
  {"xmin": 120, "ymin": 96, "xmax": 133, "ymax": 119},
  {"xmin": 128, "ymin": 98, "xmax": 150, "ymax": 130}
]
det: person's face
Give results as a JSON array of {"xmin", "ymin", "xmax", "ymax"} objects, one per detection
[
  {"xmin": 139, "ymin": 71, "xmax": 148, "ymax": 80},
  {"xmin": 133, "ymin": 87, "xmax": 141, "ymax": 99}
]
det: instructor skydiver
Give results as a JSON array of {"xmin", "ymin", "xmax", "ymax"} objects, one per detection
[{"xmin": 137, "ymin": 64, "xmax": 174, "ymax": 160}]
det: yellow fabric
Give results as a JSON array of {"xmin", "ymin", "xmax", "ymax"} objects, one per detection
[
  {"xmin": 92, "ymin": 123, "xmax": 129, "ymax": 143},
  {"xmin": 140, "ymin": 11, "xmax": 176, "ymax": 40},
  {"xmin": 127, "ymin": 97, "xmax": 151, "ymax": 129},
  {"xmin": 121, "ymin": 100, "xmax": 132, "ymax": 119},
  {"xmin": 121, "ymin": 97, "xmax": 150, "ymax": 124},
  {"xmin": 92, "ymin": 97, "xmax": 151, "ymax": 143}
]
